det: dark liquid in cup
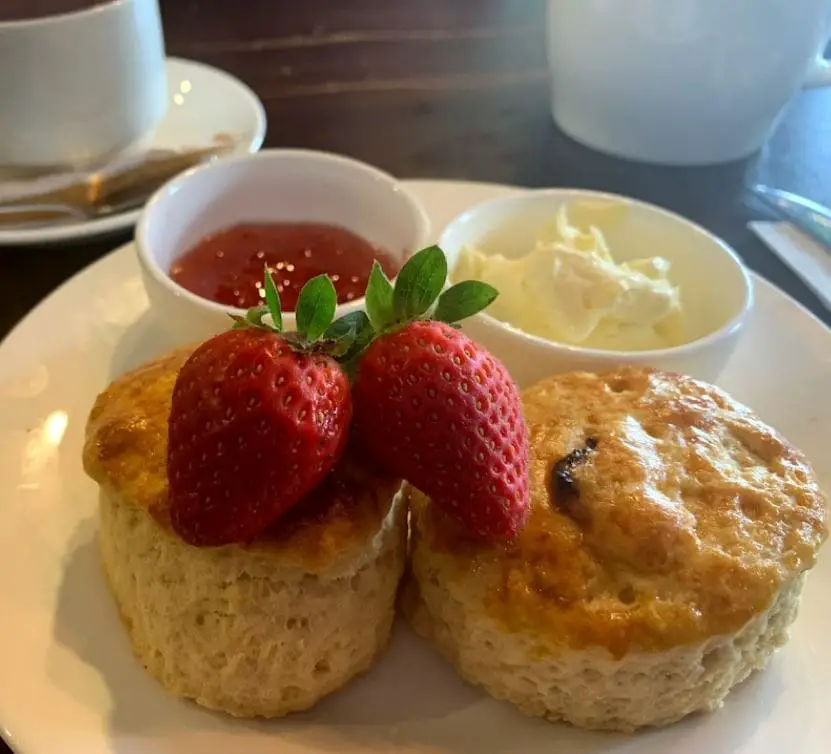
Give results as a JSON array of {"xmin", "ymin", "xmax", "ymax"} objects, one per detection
[{"xmin": 0, "ymin": 1, "xmax": 108, "ymax": 22}]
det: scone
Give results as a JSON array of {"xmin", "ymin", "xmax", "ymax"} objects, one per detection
[
  {"xmin": 404, "ymin": 367, "xmax": 828, "ymax": 732},
  {"xmin": 83, "ymin": 347, "xmax": 407, "ymax": 718}
]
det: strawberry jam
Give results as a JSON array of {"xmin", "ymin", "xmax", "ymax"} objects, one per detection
[{"xmin": 169, "ymin": 222, "xmax": 399, "ymax": 310}]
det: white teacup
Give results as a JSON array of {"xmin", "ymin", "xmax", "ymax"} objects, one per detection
[
  {"xmin": 0, "ymin": 0, "xmax": 168, "ymax": 170},
  {"xmin": 547, "ymin": 0, "xmax": 831, "ymax": 166}
]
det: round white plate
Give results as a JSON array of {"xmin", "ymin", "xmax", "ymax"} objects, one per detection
[
  {"xmin": 0, "ymin": 57, "xmax": 267, "ymax": 247},
  {"xmin": 0, "ymin": 180, "xmax": 828, "ymax": 754}
]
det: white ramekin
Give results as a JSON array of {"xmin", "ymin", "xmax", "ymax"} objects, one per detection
[
  {"xmin": 136, "ymin": 149, "xmax": 431, "ymax": 344},
  {"xmin": 439, "ymin": 189, "xmax": 754, "ymax": 387}
]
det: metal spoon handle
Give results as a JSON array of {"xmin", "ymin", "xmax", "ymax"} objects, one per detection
[{"xmin": 751, "ymin": 184, "xmax": 831, "ymax": 253}]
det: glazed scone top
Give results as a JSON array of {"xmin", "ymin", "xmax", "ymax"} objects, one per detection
[
  {"xmin": 83, "ymin": 347, "xmax": 402, "ymax": 573},
  {"xmin": 413, "ymin": 367, "xmax": 827, "ymax": 656}
]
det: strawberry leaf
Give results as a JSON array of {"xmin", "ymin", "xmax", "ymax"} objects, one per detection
[
  {"xmin": 392, "ymin": 246, "xmax": 447, "ymax": 321},
  {"xmin": 344, "ymin": 311, "xmax": 375, "ymax": 358},
  {"xmin": 328, "ymin": 310, "xmax": 374, "ymax": 360},
  {"xmin": 434, "ymin": 280, "xmax": 499, "ymax": 324},
  {"xmin": 326, "ymin": 309, "xmax": 372, "ymax": 341},
  {"xmin": 365, "ymin": 261, "xmax": 395, "ymax": 331},
  {"xmin": 229, "ymin": 314, "xmax": 250, "ymax": 330},
  {"xmin": 245, "ymin": 304, "xmax": 270, "ymax": 328},
  {"xmin": 263, "ymin": 267, "xmax": 283, "ymax": 332},
  {"xmin": 295, "ymin": 274, "xmax": 337, "ymax": 342}
]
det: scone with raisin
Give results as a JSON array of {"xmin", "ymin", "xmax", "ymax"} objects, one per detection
[
  {"xmin": 83, "ymin": 347, "xmax": 407, "ymax": 718},
  {"xmin": 404, "ymin": 367, "xmax": 827, "ymax": 732}
]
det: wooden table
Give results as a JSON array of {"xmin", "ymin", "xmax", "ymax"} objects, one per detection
[{"xmin": 0, "ymin": 4, "xmax": 829, "ymax": 752}]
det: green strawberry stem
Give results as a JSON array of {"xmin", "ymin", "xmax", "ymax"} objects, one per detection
[{"xmin": 228, "ymin": 246, "xmax": 499, "ymax": 372}]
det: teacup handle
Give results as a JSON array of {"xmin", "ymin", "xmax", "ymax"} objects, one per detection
[{"xmin": 804, "ymin": 50, "xmax": 831, "ymax": 87}]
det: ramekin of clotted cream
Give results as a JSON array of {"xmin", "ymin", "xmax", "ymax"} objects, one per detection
[
  {"xmin": 439, "ymin": 190, "xmax": 753, "ymax": 387},
  {"xmin": 452, "ymin": 201, "xmax": 685, "ymax": 351}
]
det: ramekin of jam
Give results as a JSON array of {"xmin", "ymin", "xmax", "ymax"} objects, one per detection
[{"xmin": 135, "ymin": 149, "xmax": 430, "ymax": 344}]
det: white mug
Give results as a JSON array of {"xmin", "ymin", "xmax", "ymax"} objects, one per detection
[
  {"xmin": 0, "ymin": 0, "xmax": 168, "ymax": 170},
  {"xmin": 546, "ymin": 0, "xmax": 831, "ymax": 165}
]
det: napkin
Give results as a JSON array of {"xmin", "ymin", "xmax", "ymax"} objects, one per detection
[{"xmin": 748, "ymin": 221, "xmax": 831, "ymax": 312}]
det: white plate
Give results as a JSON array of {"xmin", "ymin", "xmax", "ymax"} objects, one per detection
[
  {"xmin": 0, "ymin": 57, "xmax": 267, "ymax": 247},
  {"xmin": 0, "ymin": 180, "xmax": 829, "ymax": 754}
]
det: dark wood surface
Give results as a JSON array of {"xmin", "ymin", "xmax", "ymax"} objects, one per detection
[
  {"xmin": 0, "ymin": 3, "xmax": 829, "ymax": 752},
  {"xmin": 1, "ymin": 0, "xmax": 831, "ymax": 346}
]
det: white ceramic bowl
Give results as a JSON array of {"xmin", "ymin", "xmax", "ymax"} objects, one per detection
[
  {"xmin": 439, "ymin": 189, "xmax": 754, "ymax": 388},
  {"xmin": 136, "ymin": 149, "xmax": 431, "ymax": 344}
]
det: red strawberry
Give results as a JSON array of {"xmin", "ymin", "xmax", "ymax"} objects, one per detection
[
  {"xmin": 166, "ymin": 246, "xmax": 527, "ymax": 546},
  {"xmin": 352, "ymin": 320, "xmax": 529, "ymax": 539},
  {"xmin": 167, "ymin": 272, "xmax": 353, "ymax": 546}
]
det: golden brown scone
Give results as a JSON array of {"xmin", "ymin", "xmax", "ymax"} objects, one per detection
[
  {"xmin": 83, "ymin": 347, "xmax": 407, "ymax": 718},
  {"xmin": 404, "ymin": 367, "xmax": 827, "ymax": 732}
]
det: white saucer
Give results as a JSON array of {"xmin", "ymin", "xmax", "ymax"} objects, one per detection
[
  {"xmin": 0, "ymin": 57, "xmax": 267, "ymax": 247},
  {"xmin": 0, "ymin": 180, "xmax": 829, "ymax": 754}
]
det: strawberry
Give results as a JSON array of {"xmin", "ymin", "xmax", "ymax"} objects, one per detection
[
  {"xmin": 347, "ymin": 247, "xmax": 530, "ymax": 539},
  {"xmin": 167, "ymin": 273, "xmax": 353, "ymax": 546},
  {"xmin": 166, "ymin": 244, "xmax": 529, "ymax": 546},
  {"xmin": 353, "ymin": 320, "xmax": 529, "ymax": 539}
]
